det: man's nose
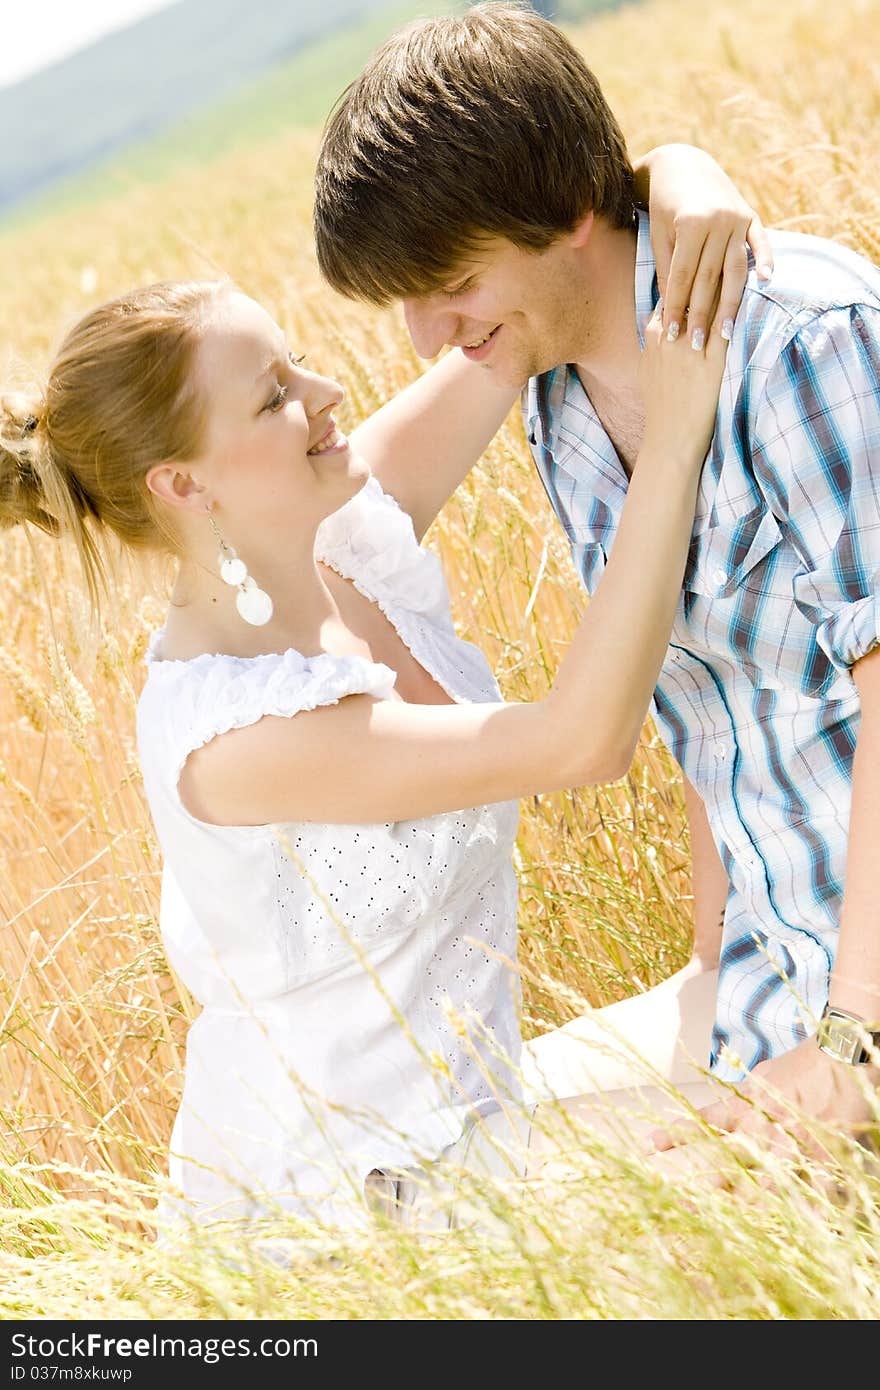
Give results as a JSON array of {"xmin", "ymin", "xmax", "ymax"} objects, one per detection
[{"xmin": 402, "ymin": 297, "xmax": 456, "ymax": 359}]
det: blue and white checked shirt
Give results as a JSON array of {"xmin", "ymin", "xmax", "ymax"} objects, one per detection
[{"xmin": 523, "ymin": 211, "xmax": 880, "ymax": 1080}]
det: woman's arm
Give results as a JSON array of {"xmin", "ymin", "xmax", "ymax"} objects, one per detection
[
  {"xmin": 348, "ymin": 350, "xmax": 517, "ymax": 541},
  {"xmin": 181, "ymin": 310, "xmax": 729, "ymax": 826},
  {"xmin": 633, "ymin": 144, "xmax": 774, "ymax": 347}
]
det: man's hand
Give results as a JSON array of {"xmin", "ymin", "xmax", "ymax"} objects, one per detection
[
  {"xmin": 633, "ymin": 144, "xmax": 774, "ymax": 350},
  {"xmin": 648, "ymin": 1036, "xmax": 880, "ymax": 1185}
]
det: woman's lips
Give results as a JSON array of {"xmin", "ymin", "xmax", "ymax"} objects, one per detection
[{"xmin": 307, "ymin": 419, "xmax": 348, "ymax": 455}]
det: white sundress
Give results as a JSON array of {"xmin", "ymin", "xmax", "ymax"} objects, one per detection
[{"xmin": 135, "ymin": 475, "xmax": 523, "ymax": 1230}]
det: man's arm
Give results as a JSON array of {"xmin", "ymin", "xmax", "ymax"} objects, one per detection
[
  {"xmin": 830, "ymin": 642, "xmax": 880, "ymax": 1024},
  {"xmin": 652, "ymin": 696, "xmax": 880, "ymax": 1167},
  {"xmin": 661, "ymin": 701, "xmax": 880, "ymax": 1152},
  {"xmin": 705, "ymin": 643, "xmax": 880, "ymax": 1143},
  {"xmin": 682, "ymin": 777, "xmax": 727, "ymax": 970},
  {"xmin": 653, "ymin": 304, "xmax": 880, "ymax": 1158}
]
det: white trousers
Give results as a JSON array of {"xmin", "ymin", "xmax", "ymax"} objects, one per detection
[
  {"xmin": 521, "ymin": 960, "xmax": 720, "ymax": 1102},
  {"xmin": 367, "ymin": 962, "xmax": 722, "ymax": 1229}
]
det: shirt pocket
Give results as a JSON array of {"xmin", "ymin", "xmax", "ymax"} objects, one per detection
[
  {"xmin": 682, "ymin": 504, "xmax": 783, "ymax": 601},
  {"xmin": 675, "ymin": 504, "xmax": 794, "ymax": 681}
]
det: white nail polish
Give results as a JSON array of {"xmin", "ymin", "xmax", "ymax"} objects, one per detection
[
  {"xmin": 666, "ymin": 321, "xmax": 680, "ymax": 343},
  {"xmin": 721, "ymin": 318, "xmax": 734, "ymax": 341},
  {"xmin": 691, "ymin": 328, "xmax": 705, "ymax": 351}
]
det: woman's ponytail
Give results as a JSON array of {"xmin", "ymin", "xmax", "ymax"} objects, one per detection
[{"xmin": 0, "ymin": 390, "xmax": 58, "ymax": 535}]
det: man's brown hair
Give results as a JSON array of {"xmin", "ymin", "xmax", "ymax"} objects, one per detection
[{"xmin": 314, "ymin": 1, "xmax": 635, "ymax": 305}]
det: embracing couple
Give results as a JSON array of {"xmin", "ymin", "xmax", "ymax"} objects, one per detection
[{"xmin": 5, "ymin": 3, "xmax": 878, "ymax": 1234}]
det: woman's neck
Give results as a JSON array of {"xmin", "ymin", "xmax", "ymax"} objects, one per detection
[{"xmin": 163, "ymin": 544, "xmax": 342, "ymax": 661}]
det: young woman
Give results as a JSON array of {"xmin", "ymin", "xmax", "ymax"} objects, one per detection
[{"xmin": 0, "ymin": 168, "xmax": 759, "ymax": 1235}]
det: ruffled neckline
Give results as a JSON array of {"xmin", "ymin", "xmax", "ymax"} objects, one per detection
[{"xmin": 146, "ymin": 626, "xmax": 310, "ymax": 672}]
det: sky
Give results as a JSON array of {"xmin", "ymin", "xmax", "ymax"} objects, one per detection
[{"xmin": 0, "ymin": 0, "xmax": 181, "ymax": 89}]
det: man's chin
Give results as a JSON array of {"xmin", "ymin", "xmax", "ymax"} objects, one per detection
[
  {"xmin": 471, "ymin": 344, "xmax": 529, "ymax": 389},
  {"xmin": 485, "ymin": 358, "xmax": 537, "ymax": 390},
  {"xmin": 487, "ymin": 340, "xmax": 551, "ymax": 389}
]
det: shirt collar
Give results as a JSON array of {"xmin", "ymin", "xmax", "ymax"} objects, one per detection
[{"xmin": 634, "ymin": 207, "xmax": 661, "ymax": 345}]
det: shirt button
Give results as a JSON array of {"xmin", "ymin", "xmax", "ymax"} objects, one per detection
[
  {"xmin": 712, "ymin": 568, "xmax": 728, "ymax": 587},
  {"xmin": 713, "ymin": 742, "xmax": 727, "ymax": 760}
]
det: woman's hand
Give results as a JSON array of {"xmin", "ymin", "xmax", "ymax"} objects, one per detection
[
  {"xmin": 638, "ymin": 299, "xmax": 729, "ymax": 465},
  {"xmin": 633, "ymin": 144, "xmax": 774, "ymax": 351}
]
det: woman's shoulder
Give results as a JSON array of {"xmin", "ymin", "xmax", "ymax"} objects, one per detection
[{"xmin": 136, "ymin": 633, "xmax": 396, "ymax": 769}]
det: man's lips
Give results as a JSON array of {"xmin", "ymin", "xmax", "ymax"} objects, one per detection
[
  {"xmin": 457, "ymin": 326, "xmax": 501, "ymax": 362},
  {"xmin": 451, "ymin": 325, "xmax": 500, "ymax": 350}
]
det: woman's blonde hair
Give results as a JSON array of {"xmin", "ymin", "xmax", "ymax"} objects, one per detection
[{"xmin": 0, "ymin": 279, "xmax": 231, "ymax": 612}]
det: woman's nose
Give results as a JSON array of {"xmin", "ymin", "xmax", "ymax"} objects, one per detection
[{"xmin": 305, "ymin": 371, "xmax": 345, "ymax": 417}]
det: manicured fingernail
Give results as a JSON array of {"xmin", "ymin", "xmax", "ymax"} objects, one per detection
[
  {"xmin": 666, "ymin": 321, "xmax": 680, "ymax": 342},
  {"xmin": 721, "ymin": 318, "xmax": 734, "ymax": 341},
  {"xmin": 758, "ymin": 263, "xmax": 773, "ymax": 280},
  {"xmin": 691, "ymin": 328, "xmax": 705, "ymax": 351}
]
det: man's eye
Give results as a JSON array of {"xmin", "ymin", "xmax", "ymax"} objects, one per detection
[{"xmin": 442, "ymin": 279, "xmax": 473, "ymax": 300}]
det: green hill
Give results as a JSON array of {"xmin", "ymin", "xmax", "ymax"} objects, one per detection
[
  {"xmin": 2, "ymin": 0, "xmax": 637, "ymax": 234},
  {"xmin": 1, "ymin": 0, "xmax": 456, "ymax": 232}
]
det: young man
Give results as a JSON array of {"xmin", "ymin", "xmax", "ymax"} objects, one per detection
[{"xmin": 313, "ymin": 3, "xmax": 880, "ymax": 1154}]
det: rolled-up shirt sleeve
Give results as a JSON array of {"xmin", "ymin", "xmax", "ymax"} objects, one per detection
[{"xmin": 752, "ymin": 302, "xmax": 880, "ymax": 674}]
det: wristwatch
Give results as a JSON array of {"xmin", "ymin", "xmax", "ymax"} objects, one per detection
[{"xmin": 816, "ymin": 1005, "xmax": 880, "ymax": 1066}]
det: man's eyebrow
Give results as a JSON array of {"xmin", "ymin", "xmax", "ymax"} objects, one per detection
[{"xmin": 443, "ymin": 265, "xmax": 479, "ymax": 283}]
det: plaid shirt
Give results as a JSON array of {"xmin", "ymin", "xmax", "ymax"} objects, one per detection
[{"xmin": 523, "ymin": 211, "xmax": 880, "ymax": 1080}]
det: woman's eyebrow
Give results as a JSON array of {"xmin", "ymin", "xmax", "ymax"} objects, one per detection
[
  {"xmin": 250, "ymin": 362, "xmax": 283, "ymax": 409},
  {"xmin": 253, "ymin": 342, "xmax": 290, "ymax": 387},
  {"xmin": 254, "ymin": 359, "xmax": 280, "ymax": 387}
]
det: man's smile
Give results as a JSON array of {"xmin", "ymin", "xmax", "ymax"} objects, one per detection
[{"xmin": 457, "ymin": 325, "xmax": 501, "ymax": 361}]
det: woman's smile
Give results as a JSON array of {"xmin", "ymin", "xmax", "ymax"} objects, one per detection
[{"xmin": 307, "ymin": 417, "xmax": 350, "ymax": 457}]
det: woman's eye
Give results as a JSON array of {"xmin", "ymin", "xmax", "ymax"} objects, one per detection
[{"xmin": 264, "ymin": 353, "xmax": 305, "ymax": 411}]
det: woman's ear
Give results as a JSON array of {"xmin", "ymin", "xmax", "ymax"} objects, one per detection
[{"xmin": 145, "ymin": 461, "xmax": 209, "ymax": 514}]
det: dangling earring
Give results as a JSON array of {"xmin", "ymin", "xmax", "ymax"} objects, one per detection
[{"xmin": 206, "ymin": 509, "xmax": 274, "ymax": 627}]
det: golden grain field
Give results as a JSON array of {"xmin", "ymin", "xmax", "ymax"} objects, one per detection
[{"xmin": 0, "ymin": 0, "xmax": 879, "ymax": 1319}]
